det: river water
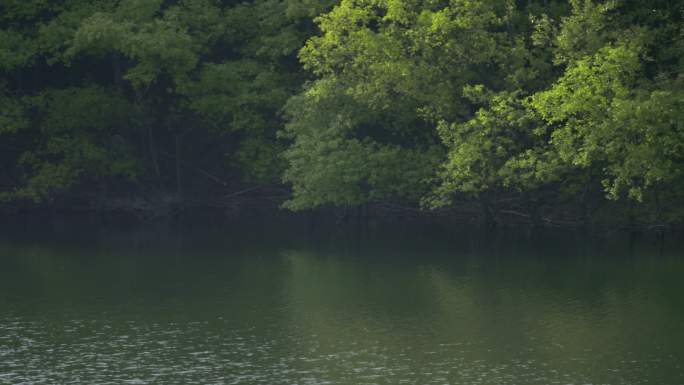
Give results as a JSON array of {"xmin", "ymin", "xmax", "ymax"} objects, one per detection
[{"xmin": 1, "ymin": 219, "xmax": 683, "ymax": 384}]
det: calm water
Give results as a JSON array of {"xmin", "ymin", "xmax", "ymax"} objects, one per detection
[{"xmin": 1, "ymin": 219, "xmax": 683, "ymax": 384}]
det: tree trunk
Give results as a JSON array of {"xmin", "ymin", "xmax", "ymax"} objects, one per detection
[
  {"xmin": 175, "ymin": 133, "xmax": 182, "ymax": 199},
  {"xmin": 16, "ymin": 71, "xmax": 23, "ymax": 94},
  {"xmin": 112, "ymin": 52, "xmax": 123, "ymax": 92},
  {"xmin": 32, "ymin": 64, "xmax": 40, "ymax": 94},
  {"xmin": 480, "ymin": 196, "xmax": 496, "ymax": 229},
  {"xmin": 148, "ymin": 125, "xmax": 161, "ymax": 178}
]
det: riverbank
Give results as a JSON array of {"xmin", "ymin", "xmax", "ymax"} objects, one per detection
[{"xmin": 2, "ymin": 197, "xmax": 681, "ymax": 245}]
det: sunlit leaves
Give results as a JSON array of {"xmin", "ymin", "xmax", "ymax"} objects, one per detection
[
  {"xmin": 283, "ymin": 0, "xmax": 520, "ymax": 209},
  {"xmin": 531, "ymin": 38, "xmax": 684, "ymax": 201}
]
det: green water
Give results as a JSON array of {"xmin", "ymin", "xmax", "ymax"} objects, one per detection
[{"xmin": 1, "ymin": 221, "xmax": 683, "ymax": 384}]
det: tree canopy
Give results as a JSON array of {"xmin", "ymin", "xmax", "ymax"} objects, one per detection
[
  {"xmin": 1, "ymin": 0, "xmax": 682, "ymax": 226},
  {"xmin": 281, "ymin": 0, "xmax": 684, "ymax": 225}
]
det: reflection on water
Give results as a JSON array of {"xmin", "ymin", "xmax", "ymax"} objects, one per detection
[{"xmin": 0, "ymin": 221, "xmax": 683, "ymax": 384}]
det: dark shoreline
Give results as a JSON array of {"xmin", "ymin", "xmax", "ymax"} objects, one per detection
[{"xmin": 1, "ymin": 200, "xmax": 681, "ymax": 243}]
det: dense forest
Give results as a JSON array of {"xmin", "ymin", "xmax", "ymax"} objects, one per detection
[{"xmin": 1, "ymin": 0, "xmax": 682, "ymax": 228}]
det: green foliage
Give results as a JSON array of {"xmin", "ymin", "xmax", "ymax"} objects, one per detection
[
  {"xmin": 14, "ymin": 87, "xmax": 140, "ymax": 201},
  {"xmin": 281, "ymin": 0, "xmax": 684, "ymax": 223},
  {"xmin": 554, "ymin": 0, "xmax": 618, "ymax": 64},
  {"xmin": 531, "ymin": 43, "xmax": 684, "ymax": 200},
  {"xmin": 0, "ymin": 0, "xmax": 682, "ymax": 224},
  {"xmin": 0, "ymin": 0, "xmax": 334, "ymax": 203},
  {"xmin": 67, "ymin": 7, "xmax": 198, "ymax": 87},
  {"xmin": 282, "ymin": 0, "xmax": 521, "ymax": 209},
  {"xmin": 282, "ymin": 82, "xmax": 442, "ymax": 209},
  {"xmin": 530, "ymin": 13, "xmax": 684, "ymax": 202},
  {"xmin": 432, "ymin": 91, "xmax": 540, "ymax": 202},
  {"xmin": 0, "ymin": 29, "xmax": 34, "ymax": 70},
  {"xmin": 0, "ymin": 83, "xmax": 28, "ymax": 134}
]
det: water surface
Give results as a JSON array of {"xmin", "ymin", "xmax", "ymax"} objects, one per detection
[{"xmin": 1, "ymin": 220, "xmax": 683, "ymax": 384}]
